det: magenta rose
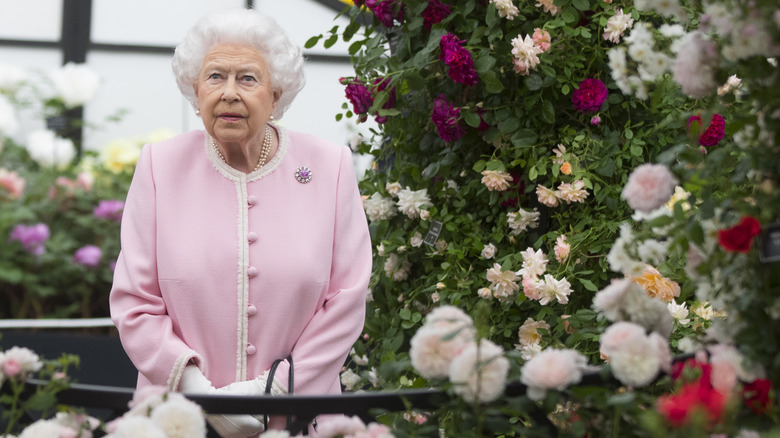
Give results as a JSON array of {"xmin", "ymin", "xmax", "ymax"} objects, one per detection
[
  {"xmin": 422, "ymin": 0, "xmax": 451, "ymax": 30},
  {"xmin": 9, "ymin": 223, "xmax": 50, "ymax": 256},
  {"xmin": 73, "ymin": 245, "xmax": 103, "ymax": 268},
  {"xmin": 439, "ymin": 33, "xmax": 479, "ymax": 86},
  {"xmin": 687, "ymin": 113, "xmax": 725, "ymax": 147},
  {"xmin": 367, "ymin": 0, "xmax": 404, "ymax": 27},
  {"xmin": 572, "ymin": 78, "xmax": 608, "ymax": 112},
  {"xmin": 94, "ymin": 199, "xmax": 125, "ymax": 222},
  {"xmin": 432, "ymin": 94, "xmax": 465, "ymax": 142},
  {"xmin": 344, "ymin": 82, "xmax": 373, "ymax": 122}
]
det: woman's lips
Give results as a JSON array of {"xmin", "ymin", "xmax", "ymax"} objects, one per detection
[{"xmin": 219, "ymin": 113, "xmax": 244, "ymax": 121}]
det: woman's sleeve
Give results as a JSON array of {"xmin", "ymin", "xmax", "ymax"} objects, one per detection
[
  {"xmin": 109, "ymin": 144, "xmax": 203, "ymax": 390},
  {"xmin": 274, "ymin": 146, "xmax": 371, "ymax": 395}
]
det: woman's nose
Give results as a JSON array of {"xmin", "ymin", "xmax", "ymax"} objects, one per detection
[{"xmin": 221, "ymin": 77, "xmax": 240, "ymax": 101}]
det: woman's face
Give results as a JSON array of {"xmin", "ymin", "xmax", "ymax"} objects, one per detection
[{"xmin": 195, "ymin": 43, "xmax": 279, "ymax": 146}]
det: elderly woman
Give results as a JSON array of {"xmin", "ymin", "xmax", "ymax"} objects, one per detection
[{"xmin": 109, "ymin": 8, "xmax": 372, "ymax": 437}]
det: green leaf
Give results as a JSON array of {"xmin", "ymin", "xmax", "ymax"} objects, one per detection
[
  {"xmin": 596, "ymin": 159, "xmax": 616, "ymax": 177},
  {"xmin": 481, "ymin": 71, "xmax": 505, "ymax": 94},
  {"xmin": 304, "ymin": 35, "xmax": 322, "ymax": 49},
  {"xmin": 399, "ymin": 308, "xmax": 411, "ymax": 320},
  {"xmin": 406, "ymin": 72, "xmax": 426, "ymax": 90},
  {"xmin": 343, "ymin": 22, "xmax": 360, "ymax": 42},
  {"xmin": 377, "ymin": 108, "xmax": 400, "ymax": 116},
  {"xmin": 464, "ymin": 111, "xmax": 482, "ymax": 128},
  {"xmin": 474, "ymin": 52, "xmax": 497, "ymax": 74},
  {"xmin": 348, "ymin": 39, "xmax": 365, "ymax": 56},
  {"xmin": 561, "ymin": 8, "xmax": 578, "ymax": 23},
  {"xmin": 579, "ymin": 278, "xmax": 598, "ymax": 292},
  {"xmin": 511, "ymin": 129, "xmax": 539, "ymax": 147},
  {"xmin": 630, "ymin": 145, "xmax": 643, "ymax": 156},
  {"xmin": 473, "ymin": 160, "xmax": 487, "ymax": 172},
  {"xmin": 525, "ymin": 75, "xmax": 543, "ymax": 91},
  {"xmin": 572, "ymin": 0, "xmax": 590, "ymax": 11},
  {"xmin": 607, "ymin": 392, "xmax": 636, "ymax": 406},
  {"xmin": 498, "ymin": 117, "xmax": 520, "ymax": 133},
  {"xmin": 25, "ymin": 391, "xmax": 57, "ymax": 411},
  {"xmin": 541, "ymin": 100, "xmax": 555, "ymax": 124},
  {"xmin": 689, "ymin": 223, "xmax": 704, "ymax": 246},
  {"xmin": 323, "ymin": 34, "xmax": 339, "ymax": 49},
  {"xmin": 486, "ymin": 160, "xmax": 507, "ymax": 172}
]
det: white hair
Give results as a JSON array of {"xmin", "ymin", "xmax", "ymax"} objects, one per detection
[{"xmin": 171, "ymin": 8, "xmax": 305, "ymax": 119}]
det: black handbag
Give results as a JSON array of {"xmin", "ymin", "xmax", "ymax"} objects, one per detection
[{"xmin": 263, "ymin": 354, "xmax": 294, "ymax": 431}]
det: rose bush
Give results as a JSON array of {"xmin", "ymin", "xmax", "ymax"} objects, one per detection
[{"xmin": 310, "ymin": 0, "xmax": 779, "ymax": 436}]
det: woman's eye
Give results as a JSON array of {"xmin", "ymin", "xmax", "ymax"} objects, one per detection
[
  {"xmin": 242, "ymin": 75, "xmax": 256, "ymax": 82},
  {"xmin": 208, "ymin": 73, "xmax": 221, "ymax": 80}
]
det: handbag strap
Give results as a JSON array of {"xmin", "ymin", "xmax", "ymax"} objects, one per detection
[{"xmin": 264, "ymin": 354, "xmax": 294, "ymax": 430}]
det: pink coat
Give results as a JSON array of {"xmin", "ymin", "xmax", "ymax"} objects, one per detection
[{"xmin": 110, "ymin": 125, "xmax": 371, "ymax": 414}]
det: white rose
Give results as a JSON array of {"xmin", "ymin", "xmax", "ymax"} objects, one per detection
[
  {"xmin": 26, "ymin": 130, "xmax": 75, "ymax": 168},
  {"xmin": 449, "ymin": 339, "xmax": 509, "ymax": 403},
  {"xmin": 481, "ymin": 243, "xmax": 497, "ymax": 259},
  {"xmin": 50, "ymin": 62, "xmax": 101, "ymax": 108},
  {"xmin": 150, "ymin": 396, "xmax": 207, "ymax": 438}
]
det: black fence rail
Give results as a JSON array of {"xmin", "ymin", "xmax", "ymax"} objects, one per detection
[{"xmin": 20, "ymin": 369, "xmax": 631, "ymax": 435}]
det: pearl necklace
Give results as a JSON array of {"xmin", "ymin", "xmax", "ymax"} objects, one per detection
[{"xmin": 211, "ymin": 126, "xmax": 272, "ymax": 172}]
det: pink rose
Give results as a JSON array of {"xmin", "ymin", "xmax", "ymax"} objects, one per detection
[
  {"xmin": 520, "ymin": 348, "xmax": 587, "ymax": 400},
  {"xmin": 621, "ymin": 163, "xmax": 677, "ymax": 213}
]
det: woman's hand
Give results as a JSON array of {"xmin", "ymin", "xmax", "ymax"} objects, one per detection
[{"xmin": 179, "ymin": 365, "xmax": 266, "ymax": 437}]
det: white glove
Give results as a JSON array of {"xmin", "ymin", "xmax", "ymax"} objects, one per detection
[
  {"xmin": 179, "ymin": 365, "xmax": 266, "ymax": 438},
  {"xmin": 218, "ymin": 371, "xmax": 288, "ymax": 424}
]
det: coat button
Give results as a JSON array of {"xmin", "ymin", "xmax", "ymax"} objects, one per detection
[
  {"xmin": 247, "ymin": 195, "xmax": 257, "ymax": 207},
  {"xmin": 247, "ymin": 232, "xmax": 258, "ymax": 243},
  {"xmin": 246, "ymin": 344, "xmax": 256, "ymax": 355},
  {"xmin": 247, "ymin": 266, "xmax": 258, "ymax": 277},
  {"xmin": 247, "ymin": 304, "xmax": 257, "ymax": 316}
]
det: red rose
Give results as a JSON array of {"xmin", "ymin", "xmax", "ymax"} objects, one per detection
[
  {"xmin": 742, "ymin": 378, "xmax": 773, "ymax": 415},
  {"xmin": 344, "ymin": 82, "xmax": 373, "ymax": 122},
  {"xmin": 439, "ymin": 33, "xmax": 479, "ymax": 86},
  {"xmin": 657, "ymin": 381, "xmax": 726, "ymax": 428},
  {"xmin": 572, "ymin": 78, "xmax": 608, "ymax": 112},
  {"xmin": 431, "ymin": 94, "xmax": 465, "ymax": 142},
  {"xmin": 687, "ymin": 113, "xmax": 725, "ymax": 147},
  {"xmin": 718, "ymin": 216, "xmax": 761, "ymax": 253},
  {"xmin": 422, "ymin": 0, "xmax": 451, "ymax": 30}
]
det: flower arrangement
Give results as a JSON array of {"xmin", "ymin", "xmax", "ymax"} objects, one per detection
[{"xmin": 313, "ymin": 0, "xmax": 780, "ymax": 436}]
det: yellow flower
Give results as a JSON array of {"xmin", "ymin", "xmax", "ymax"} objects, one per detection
[
  {"xmin": 665, "ymin": 186, "xmax": 691, "ymax": 211},
  {"xmin": 631, "ymin": 265, "xmax": 680, "ymax": 302},
  {"xmin": 100, "ymin": 138, "xmax": 141, "ymax": 173},
  {"xmin": 692, "ymin": 302, "xmax": 727, "ymax": 321},
  {"xmin": 560, "ymin": 161, "xmax": 572, "ymax": 175}
]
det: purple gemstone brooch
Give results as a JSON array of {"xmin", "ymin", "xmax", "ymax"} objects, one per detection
[{"xmin": 295, "ymin": 166, "xmax": 312, "ymax": 184}]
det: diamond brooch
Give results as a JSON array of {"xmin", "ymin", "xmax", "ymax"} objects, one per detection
[{"xmin": 295, "ymin": 166, "xmax": 312, "ymax": 184}]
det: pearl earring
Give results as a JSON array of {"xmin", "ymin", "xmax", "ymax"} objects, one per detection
[
  {"xmin": 195, "ymin": 109, "xmax": 201, "ymax": 116},
  {"xmin": 269, "ymin": 115, "xmax": 274, "ymax": 120}
]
